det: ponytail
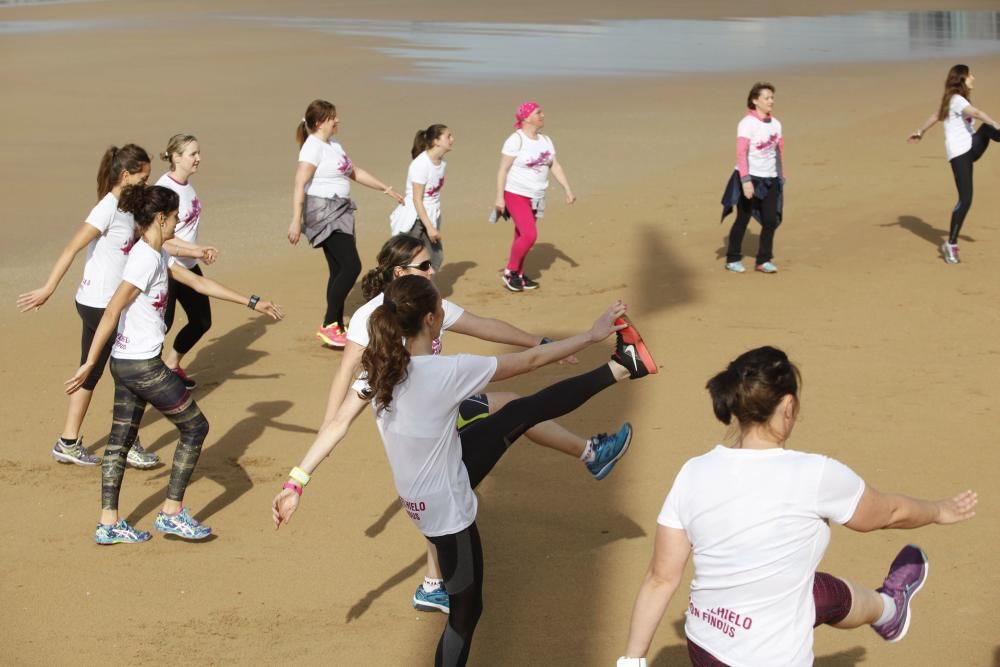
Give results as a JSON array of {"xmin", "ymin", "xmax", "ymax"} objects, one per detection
[
  {"xmin": 118, "ymin": 184, "xmax": 180, "ymax": 230},
  {"xmin": 96, "ymin": 143, "xmax": 150, "ymax": 199},
  {"xmin": 298, "ymin": 99, "xmax": 337, "ymax": 148},
  {"xmin": 705, "ymin": 346, "xmax": 800, "ymax": 429},
  {"xmin": 411, "ymin": 124, "xmax": 448, "ymax": 159},
  {"xmin": 361, "ymin": 235, "xmax": 425, "ymax": 300}
]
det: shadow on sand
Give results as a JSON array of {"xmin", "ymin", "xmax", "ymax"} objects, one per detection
[{"xmin": 881, "ymin": 214, "xmax": 974, "ymax": 247}]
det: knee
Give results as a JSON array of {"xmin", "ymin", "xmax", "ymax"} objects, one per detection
[
  {"xmin": 196, "ymin": 311, "xmax": 212, "ymax": 334},
  {"xmin": 181, "ymin": 414, "xmax": 210, "ymax": 445}
]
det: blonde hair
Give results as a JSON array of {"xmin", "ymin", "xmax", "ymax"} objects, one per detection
[{"xmin": 160, "ymin": 134, "xmax": 198, "ymax": 169}]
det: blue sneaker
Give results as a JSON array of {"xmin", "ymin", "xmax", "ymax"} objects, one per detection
[
  {"xmin": 412, "ymin": 584, "xmax": 450, "ymax": 614},
  {"xmin": 153, "ymin": 508, "xmax": 211, "ymax": 540},
  {"xmin": 95, "ymin": 519, "xmax": 151, "ymax": 545},
  {"xmin": 587, "ymin": 422, "xmax": 633, "ymax": 480}
]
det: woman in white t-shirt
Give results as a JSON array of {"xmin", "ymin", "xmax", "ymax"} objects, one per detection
[
  {"xmin": 724, "ymin": 82, "xmax": 784, "ymax": 274},
  {"xmin": 494, "ymin": 101, "xmax": 575, "ymax": 292},
  {"xmin": 156, "ymin": 134, "xmax": 219, "ymax": 389},
  {"xmin": 908, "ymin": 64, "xmax": 1000, "ymax": 264},
  {"xmin": 65, "ymin": 184, "xmax": 283, "ymax": 545},
  {"xmin": 275, "ymin": 275, "xmax": 652, "ymax": 666},
  {"xmin": 389, "ymin": 124, "xmax": 453, "ymax": 271},
  {"xmin": 618, "ymin": 346, "xmax": 977, "ymax": 667},
  {"xmin": 289, "ymin": 99, "xmax": 404, "ymax": 348},
  {"xmin": 18, "ymin": 144, "xmax": 214, "ymax": 470}
]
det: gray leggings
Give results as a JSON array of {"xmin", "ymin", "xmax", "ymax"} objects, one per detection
[{"xmin": 102, "ymin": 356, "xmax": 210, "ymax": 510}]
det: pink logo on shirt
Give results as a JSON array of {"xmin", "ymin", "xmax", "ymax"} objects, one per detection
[
  {"xmin": 755, "ymin": 133, "xmax": 780, "ymax": 152},
  {"xmin": 120, "ymin": 237, "xmax": 136, "ymax": 255},
  {"xmin": 525, "ymin": 151, "xmax": 552, "ymax": 170},
  {"xmin": 151, "ymin": 290, "xmax": 168, "ymax": 314},
  {"xmin": 178, "ymin": 197, "xmax": 201, "ymax": 231},
  {"xmin": 425, "ymin": 177, "xmax": 444, "ymax": 198},
  {"xmin": 338, "ymin": 154, "xmax": 354, "ymax": 175}
]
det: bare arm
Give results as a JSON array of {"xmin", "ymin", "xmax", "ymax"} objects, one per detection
[
  {"xmin": 411, "ymin": 182, "xmax": 440, "ymax": 242},
  {"xmin": 351, "ymin": 166, "xmax": 405, "ymax": 204},
  {"xmin": 963, "ymin": 104, "xmax": 1000, "ymax": 129},
  {"xmin": 908, "ymin": 113, "xmax": 940, "ymax": 143},
  {"xmin": 17, "ymin": 222, "xmax": 99, "ymax": 311},
  {"xmin": 64, "ymin": 281, "xmax": 140, "ymax": 393},
  {"xmin": 845, "ymin": 484, "xmax": 977, "ymax": 532},
  {"xmin": 494, "ymin": 154, "xmax": 515, "ymax": 211},
  {"xmin": 169, "ymin": 263, "xmax": 284, "ymax": 320},
  {"xmin": 449, "ymin": 311, "xmax": 542, "ymax": 348},
  {"xmin": 549, "ymin": 157, "xmax": 576, "ymax": 204},
  {"xmin": 289, "ymin": 161, "xmax": 317, "ymax": 244},
  {"xmin": 163, "ymin": 238, "xmax": 219, "ymax": 265},
  {"xmin": 623, "ymin": 525, "xmax": 692, "ymax": 659},
  {"xmin": 321, "ymin": 340, "xmax": 365, "ymax": 426}
]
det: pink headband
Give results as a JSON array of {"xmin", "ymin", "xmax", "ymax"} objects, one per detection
[{"xmin": 514, "ymin": 101, "xmax": 540, "ymax": 128}]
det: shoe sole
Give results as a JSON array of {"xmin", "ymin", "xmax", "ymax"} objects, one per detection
[
  {"xmin": 520, "ymin": 280, "xmax": 539, "ymax": 290},
  {"xmin": 52, "ymin": 451, "xmax": 100, "ymax": 466},
  {"xmin": 725, "ymin": 265, "xmax": 746, "ymax": 273},
  {"xmin": 155, "ymin": 526, "xmax": 212, "ymax": 540},
  {"xmin": 95, "ymin": 535, "xmax": 151, "ymax": 545},
  {"xmin": 412, "ymin": 597, "xmax": 451, "ymax": 614},
  {"xmin": 500, "ymin": 275, "xmax": 523, "ymax": 292},
  {"xmin": 754, "ymin": 267, "xmax": 777, "ymax": 274},
  {"xmin": 616, "ymin": 316, "xmax": 658, "ymax": 374},
  {"xmin": 888, "ymin": 547, "xmax": 929, "ymax": 643},
  {"xmin": 316, "ymin": 332, "xmax": 346, "ymax": 348},
  {"xmin": 126, "ymin": 458, "xmax": 159, "ymax": 470},
  {"xmin": 592, "ymin": 423, "xmax": 632, "ymax": 481}
]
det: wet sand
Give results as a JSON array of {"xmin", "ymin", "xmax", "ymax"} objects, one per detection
[{"xmin": 1, "ymin": 1, "xmax": 998, "ymax": 665}]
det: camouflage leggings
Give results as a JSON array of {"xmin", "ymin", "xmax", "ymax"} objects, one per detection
[{"xmin": 103, "ymin": 357, "xmax": 210, "ymax": 510}]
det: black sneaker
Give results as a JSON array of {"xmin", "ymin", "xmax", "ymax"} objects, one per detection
[
  {"xmin": 519, "ymin": 273, "xmax": 539, "ymax": 290},
  {"xmin": 611, "ymin": 318, "xmax": 656, "ymax": 379},
  {"xmin": 501, "ymin": 271, "xmax": 523, "ymax": 292}
]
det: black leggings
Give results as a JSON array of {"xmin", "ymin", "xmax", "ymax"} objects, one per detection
[
  {"xmin": 428, "ymin": 364, "xmax": 617, "ymax": 667},
  {"xmin": 164, "ymin": 264, "xmax": 212, "ymax": 355},
  {"xmin": 726, "ymin": 179, "xmax": 779, "ymax": 265},
  {"xmin": 320, "ymin": 231, "xmax": 361, "ymax": 326},
  {"xmin": 103, "ymin": 356, "xmax": 209, "ymax": 510},
  {"xmin": 76, "ymin": 301, "xmax": 113, "ymax": 391},
  {"xmin": 948, "ymin": 123, "xmax": 1000, "ymax": 244}
]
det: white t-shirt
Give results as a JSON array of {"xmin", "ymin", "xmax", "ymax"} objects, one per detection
[
  {"xmin": 375, "ymin": 354, "xmax": 498, "ymax": 536},
  {"xmin": 944, "ymin": 94, "xmax": 975, "ymax": 160},
  {"xmin": 155, "ymin": 173, "xmax": 201, "ymax": 269},
  {"xmin": 737, "ymin": 113, "xmax": 783, "ymax": 178},
  {"xmin": 501, "ymin": 130, "xmax": 556, "ymax": 200},
  {"xmin": 390, "ymin": 152, "xmax": 447, "ymax": 234},
  {"xmin": 76, "ymin": 193, "xmax": 137, "ymax": 309},
  {"xmin": 657, "ymin": 446, "xmax": 865, "ymax": 667},
  {"xmin": 298, "ymin": 134, "xmax": 354, "ymax": 199},
  {"xmin": 112, "ymin": 240, "xmax": 175, "ymax": 360}
]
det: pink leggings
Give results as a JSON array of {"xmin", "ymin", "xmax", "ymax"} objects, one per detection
[
  {"xmin": 504, "ymin": 191, "xmax": 537, "ymax": 273},
  {"xmin": 686, "ymin": 572, "xmax": 852, "ymax": 666}
]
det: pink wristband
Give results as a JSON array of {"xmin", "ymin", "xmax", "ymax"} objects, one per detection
[{"xmin": 282, "ymin": 481, "xmax": 302, "ymax": 497}]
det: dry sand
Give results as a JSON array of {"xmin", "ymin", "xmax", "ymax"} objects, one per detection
[{"xmin": 1, "ymin": 1, "xmax": 998, "ymax": 665}]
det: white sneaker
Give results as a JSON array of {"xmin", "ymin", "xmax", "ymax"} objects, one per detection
[
  {"xmin": 941, "ymin": 242, "xmax": 960, "ymax": 264},
  {"xmin": 126, "ymin": 439, "xmax": 159, "ymax": 469},
  {"xmin": 755, "ymin": 261, "xmax": 778, "ymax": 274},
  {"xmin": 725, "ymin": 261, "xmax": 746, "ymax": 273}
]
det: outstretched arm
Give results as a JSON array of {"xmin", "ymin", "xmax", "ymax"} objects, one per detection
[
  {"xmin": 352, "ymin": 166, "xmax": 405, "ymax": 204},
  {"xmin": 908, "ymin": 113, "xmax": 940, "ymax": 143},
  {"xmin": 845, "ymin": 485, "xmax": 977, "ymax": 532},
  {"xmin": 163, "ymin": 238, "xmax": 219, "ymax": 265},
  {"xmin": 17, "ymin": 222, "xmax": 100, "ymax": 312},
  {"xmin": 963, "ymin": 104, "xmax": 1000, "ymax": 129},
  {"xmin": 168, "ymin": 263, "xmax": 283, "ymax": 320},
  {"xmin": 450, "ymin": 311, "xmax": 543, "ymax": 348}
]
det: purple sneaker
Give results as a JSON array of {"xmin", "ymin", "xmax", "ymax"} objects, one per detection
[{"xmin": 872, "ymin": 544, "xmax": 929, "ymax": 642}]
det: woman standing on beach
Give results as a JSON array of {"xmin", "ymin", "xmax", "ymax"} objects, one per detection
[
  {"xmin": 617, "ymin": 346, "xmax": 977, "ymax": 667},
  {"xmin": 908, "ymin": 64, "xmax": 1000, "ymax": 264},
  {"xmin": 390, "ymin": 124, "xmax": 453, "ymax": 271},
  {"xmin": 274, "ymin": 275, "xmax": 653, "ymax": 666},
  {"xmin": 276, "ymin": 234, "xmax": 640, "ymax": 615},
  {"xmin": 17, "ymin": 144, "xmax": 214, "ymax": 470},
  {"xmin": 724, "ymin": 82, "xmax": 784, "ymax": 274},
  {"xmin": 494, "ymin": 101, "xmax": 575, "ymax": 292},
  {"xmin": 156, "ymin": 134, "xmax": 217, "ymax": 389},
  {"xmin": 65, "ymin": 184, "xmax": 282, "ymax": 544},
  {"xmin": 289, "ymin": 99, "xmax": 404, "ymax": 348}
]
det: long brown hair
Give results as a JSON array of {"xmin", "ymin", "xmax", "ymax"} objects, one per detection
[
  {"xmin": 411, "ymin": 124, "xmax": 448, "ymax": 159},
  {"xmin": 296, "ymin": 99, "xmax": 337, "ymax": 147},
  {"xmin": 118, "ymin": 184, "xmax": 180, "ymax": 231},
  {"xmin": 96, "ymin": 144, "xmax": 150, "ymax": 199},
  {"xmin": 362, "ymin": 275, "xmax": 440, "ymax": 413},
  {"xmin": 938, "ymin": 64, "xmax": 971, "ymax": 121},
  {"xmin": 705, "ymin": 346, "xmax": 800, "ymax": 429},
  {"xmin": 360, "ymin": 235, "xmax": 425, "ymax": 300}
]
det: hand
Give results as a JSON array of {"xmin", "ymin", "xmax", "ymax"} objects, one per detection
[
  {"xmin": 288, "ymin": 221, "xmax": 302, "ymax": 245},
  {"xmin": 589, "ymin": 300, "xmax": 628, "ymax": 342},
  {"xmin": 907, "ymin": 132, "xmax": 923, "ymax": 144},
  {"xmin": 558, "ymin": 354, "xmax": 579, "ymax": 365},
  {"xmin": 199, "ymin": 246, "xmax": 220, "ymax": 265},
  {"xmin": 935, "ymin": 490, "xmax": 977, "ymax": 525},
  {"xmin": 272, "ymin": 488, "xmax": 300, "ymax": 529},
  {"xmin": 385, "ymin": 187, "xmax": 405, "ymax": 204},
  {"xmin": 17, "ymin": 287, "xmax": 52, "ymax": 312},
  {"xmin": 428, "ymin": 229, "xmax": 442, "ymax": 244},
  {"xmin": 494, "ymin": 199, "xmax": 506, "ymax": 217},
  {"xmin": 253, "ymin": 299, "xmax": 285, "ymax": 321},
  {"xmin": 65, "ymin": 362, "xmax": 95, "ymax": 395},
  {"xmin": 565, "ymin": 191, "xmax": 577, "ymax": 205},
  {"xmin": 741, "ymin": 181, "xmax": 755, "ymax": 200}
]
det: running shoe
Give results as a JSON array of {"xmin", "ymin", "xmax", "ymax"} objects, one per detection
[
  {"xmin": 519, "ymin": 273, "xmax": 540, "ymax": 290},
  {"xmin": 51, "ymin": 438, "xmax": 100, "ymax": 466},
  {"xmin": 170, "ymin": 366, "xmax": 197, "ymax": 389},
  {"xmin": 725, "ymin": 261, "xmax": 746, "ymax": 273},
  {"xmin": 126, "ymin": 439, "xmax": 159, "ymax": 469},
  {"xmin": 872, "ymin": 544, "xmax": 929, "ymax": 642},
  {"xmin": 587, "ymin": 422, "xmax": 633, "ymax": 480},
  {"xmin": 755, "ymin": 262, "xmax": 778, "ymax": 273},
  {"xmin": 412, "ymin": 584, "xmax": 450, "ymax": 614},
  {"xmin": 612, "ymin": 316, "xmax": 657, "ymax": 378},
  {"xmin": 941, "ymin": 242, "xmax": 960, "ymax": 264},
  {"xmin": 317, "ymin": 322, "xmax": 347, "ymax": 348},
  {"xmin": 501, "ymin": 271, "xmax": 524, "ymax": 292},
  {"xmin": 95, "ymin": 519, "xmax": 151, "ymax": 545},
  {"xmin": 153, "ymin": 507, "xmax": 212, "ymax": 540}
]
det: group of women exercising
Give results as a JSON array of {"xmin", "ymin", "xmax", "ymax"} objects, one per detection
[{"xmin": 18, "ymin": 63, "xmax": 988, "ymax": 666}]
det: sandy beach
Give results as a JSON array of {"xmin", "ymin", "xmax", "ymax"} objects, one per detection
[{"xmin": 1, "ymin": 1, "xmax": 998, "ymax": 665}]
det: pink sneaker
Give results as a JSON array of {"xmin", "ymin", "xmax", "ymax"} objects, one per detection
[{"xmin": 317, "ymin": 323, "xmax": 346, "ymax": 348}]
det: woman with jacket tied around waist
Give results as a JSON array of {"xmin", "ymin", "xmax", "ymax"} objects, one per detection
[{"xmin": 289, "ymin": 99, "xmax": 404, "ymax": 348}]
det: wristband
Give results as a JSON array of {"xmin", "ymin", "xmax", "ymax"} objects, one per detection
[
  {"xmin": 539, "ymin": 336, "xmax": 553, "ymax": 345},
  {"xmin": 248, "ymin": 295, "xmax": 260, "ymax": 310},
  {"xmin": 289, "ymin": 466, "xmax": 311, "ymax": 486},
  {"xmin": 282, "ymin": 481, "xmax": 302, "ymax": 497},
  {"xmin": 616, "ymin": 658, "xmax": 647, "ymax": 667}
]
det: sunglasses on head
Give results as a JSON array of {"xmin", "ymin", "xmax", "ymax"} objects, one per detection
[{"xmin": 400, "ymin": 260, "xmax": 433, "ymax": 271}]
